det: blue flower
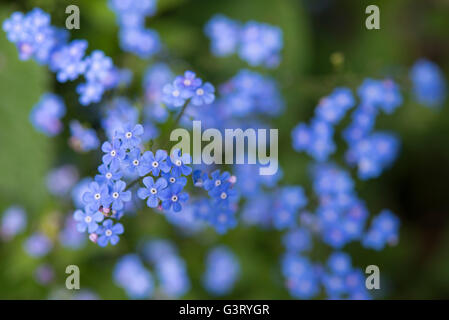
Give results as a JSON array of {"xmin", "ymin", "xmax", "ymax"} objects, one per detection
[
  {"xmin": 50, "ymin": 40, "xmax": 87, "ymax": 82},
  {"xmin": 160, "ymin": 183, "xmax": 189, "ymax": 212},
  {"xmin": 204, "ymin": 14, "xmax": 240, "ymax": 57},
  {"xmin": 162, "ymin": 171, "xmax": 187, "ymax": 187},
  {"xmin": 282, "ymin": 228, "xmax": 312, "ymax": 253},
  {"xmin": 410, "ymin": 59, "xmax": 447, "ymax": 108},
  {"xmin": 84, "ymin": 50, "xmax": 114, "ymax": 83},
  {"xmin": 191, "ymin": 82, "xmax": 215, "ymax": 106},
  {"xmin": 82, "ymin": 181, "xmax": 111, "ymax": 211},
  {"xmin": 168, "ymin": 149, "xmax": 192, "ymax": 177},
  {"xmin": 174, "ymin": 71, "xmax": 202, "ymax": 98},
  {"xmin": 101, "ymin": 139, "xmax": 126, "ymax": 167},
  {"xmin": 209, "ymin": 183, "xmax": 238, "ymax": 208},
  {"xmin": 117, "ymin": 123, "xmax": 144, "ymax": 149},
  {"xmin": 113, "ymin": 254, "xmax": 154, "ymax": 299},
  {"xmin": 140, "ymin": 149, "xmax": 171, "ymax": 176},
  {"xmin": 110, "ymin": 180, "xmax": 132, "ymax": 211},
  {"xmin": 30, "ymin": 93, "xmax": 66, "ymax": 137},
  {"xmin": 162, "ymin": 83, "xmax": 186, "ymax": 108},
  {"xmin": 73, "ymin": 209, "xmax": 104, "ymax": 233},
  {"xmin": 24, "ymin": 232, "xmax": 52, "ymax": 258},
  {"xmin": 69, "ymin": 120, "xmax": 100, "ymax": 152},
  {"xmin": 203, "ymin": 170, "xmax": 231, "ymax": 191},
  {"xmin": 1, "ymin": 206, "xmax": 27, "ymax": 239},
  {"xmin": 97, "ymin": 220, "xmax": 124, "ymax": 247},
  {"xmin": 209, "ymin": 207, "xmax": 237, "ymax": 234},
  {"xmin": 137, "ymin": 176, "xmax": 168, "ymax": 208},
  {"xmin": 203, "ymin": 246, "xmax": 240, "ymax": 296},
  {"xmin": 95, "ymin": 162, "xmax": 122, "ymax": 186},
  {"xmin": 327, "ymin": 252, "xmax": 352, "ymax": 276},
  {"xmin": 77, "ymin": 80, "xmax": 105, "ymax": 106}
]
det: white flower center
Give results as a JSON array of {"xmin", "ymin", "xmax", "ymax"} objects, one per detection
[
  {"xmin": 215, "ymin": 180, "xmax": 221, "ymax": 187},
  {"xmin": 110, "ymin": 150, "xmax": 116, "ymax": 157},
  {"xmin": 105, "ymin": 229, "xmax": 113, "ymax": 236},
  {"xmin": 84, "ymin": 216, "xmax": 92, "ymax": 223},
  {"xmin": 184, "ymin": 79, "xmax": 191, "ymax": 86},
  {"xmin": 150, "ymin": 188, "xmax": 157, "ymax": 194},
  {"xmin": 169, "ymin": 177, "xmax": 176, "ymax": 183},
  {"xmin": 175, "ymin": 160, "xmax": 182, "ymax": 166},
  {"xmin": 196, "ymin": 88, "xmax": 204, "ymax": 96},
  {"xmin": 94, "ymin": 193, "xmax": 101, "ymax": 200},
  {"xmin": 171, "ymin": 195, "xmax": 178, "ymax": 202},
  {"xmin": 220, "ymin": 192, "xmax": 227, "ymax": 200},
  {"xmin": 125, "ymin": 132, "xmax": 132, "ymax": 138},
  {"xmin": 112, "ymin": 192, "xmax": 119, "ymax": 199},
  {"xmin": 173, "ymin": 90, "xmax": 180, "ymax": 97},
  {"xmin": 152, "ymin": 161, "xmax": 159, "ymax": 168},
  {"xmin": 106, "ymin": 173, "xmax": 112, "ymax": 179},
  {"xmin": 133, "ymin": 159, "xmax": 139, "ymax": 166}
]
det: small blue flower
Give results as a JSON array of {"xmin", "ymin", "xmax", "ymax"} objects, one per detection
[
  {"xmin": 191, "ymin": 82, "xmax": 215, "ymax": 106},
  {"xmin": 203, "ymin": 170, "xmax": 231, "ymax": 191},
  {"xmin": 162, "ymin": 83, "xmax": 186, "ymax": 108},
  {"xmin": 209, "ymin": 183, "xmax": 238, "ymax": 208},
  {"xmin": 101, "ymin": 139, "xmax": 126, "ymax": 167},
  {"xmin": 73, "ymin": 209, "xmax": 104, "ymax": 233},
  {"xmin": 137, "ymin": 176, "xmax": 168, "ymax": 208},
  {"xmin": 140, "ymin": 149, "xmax": 171, "ymax": 176},
  {"xmin": 30, "ymin": 93, "xmax": 66, "ymax": 137},
  {"xmin": 160, "ymin": 183, "xmax": 189, "ymax": 212},
  {"xmin": 77, "ymin": 80, "xmax": 105, "ymax": 106},
  {"xmin": 97, "ymin": 219, "xmax": 124, "ymax": 247},
  {"xmin": 50, "ymin": 40, "xmax": 87, "ymax": 82},
  {"xmin": 123, "ymin": 148, "xmax": 144, "ymax": 175},
  {"xmin": 327, "ymin": 252, "xmax": 352, "ymax": 276},
  {"xmin": 84, "ymin": 50, "xmax": 113, "ymax": 83},
  {"xmin": 168, "ymin": 149, "xmax": 192, "ymax": 177},
  {"xmin": 162, "ymin": 171, "xmax": 187, "ymax": 187},
  {"xmin": 82, "ymin": 181, "xmax": 111, "ymax": 211},
  {"xmin": 110, "ymin": 180, "xmax": 132, "ymax": 211},
  {"xmin": 174, "ymin": 71, "xmax": 202, "ymax": 98},
  {"xmin": 117, "ymin": 123, "xmax": 144, "ymax": 149},
  {"xmin": 69, "ymin": 120, "xmax": 100, "ymax": 152},
  {"xmin": 209, "ymin": 207, "xmax": 237, "ymax": 234},
  {"xmin": 95, "ymin": 162, "xmax": 122, "ymax": 186},
  {"xmin": 410, "ymin": 59, "xmax": 447, "ymax": 108}
]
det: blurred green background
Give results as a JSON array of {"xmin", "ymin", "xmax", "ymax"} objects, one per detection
[{"xmin": 0, "ymin": 0, "xmax": 448, "ymax": 299}]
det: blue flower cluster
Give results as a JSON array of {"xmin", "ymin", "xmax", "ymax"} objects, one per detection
[
  {"xmin": 30, "ymin": 93, "xmax": 66, "ymax": 137},
  {"xmin": 292, "ymin": 80, "xmax": 402, "ymax": 180},
  {"xmin": 73, "ymin": 119, "xmax": 194, "ymax": 246},
  {"xmin": 363, "ymin": 210, "xmax": 400, "ymax": 250},
  {"xmin": 113, "ymin": 254, "xmax": 154, "ymax": 299},
  {"xmin": 69, "ymin": 120, "xmax": 100, "ymax": 152},
  {"xmin": 343, "ymin": 79, "xmax": 402, "ymax": 179},
  {"xmin": 108, "ymin": 0, "xmax": 161, "ymax": 58},
  {"xmin": 205, "ymin": 14, "xmax": 283, "ymax": 68},
  {"xmin": 410, "ymin": 59, "xmax": 447, "ymax": 108},
  {"xmin": 203, "ymin": 246, "xmax": 240, "ymax": 296},
  {"xmin": 3, "ymin": 9, "xmax": 123, "ymax": 106},
  {"xmin": 162, "ymin": 71, "xmax": 215, "ymax": 108},
  {"xmin": 143, "ymin": 239, "xmax": 190, "ymax": 298},
  {"xmin": 113, "ymin": 239, "xmax": 191, "ymax": 299},
  {"xmin": 191, "ymin": 170, "xmax": 239, "ymax": 234},
  {"xmin": 291, "ymin": 87, "xmax": 355, "ymax": 162},
  {"xmin": 312, "ymin": 163, "xmax": 400, "ymax": 249}
]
